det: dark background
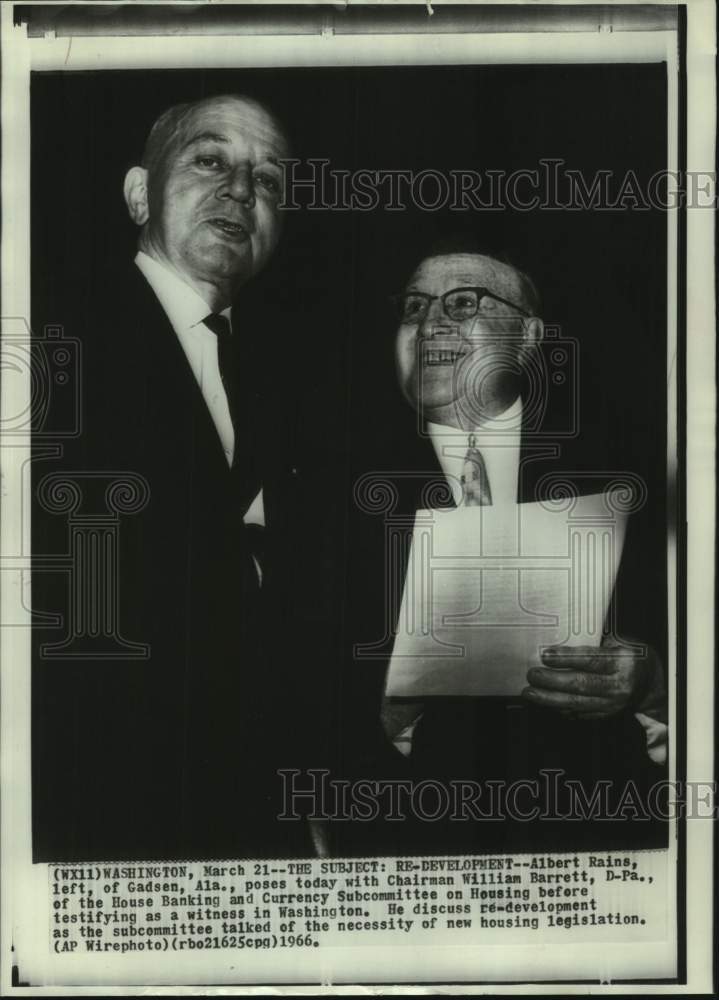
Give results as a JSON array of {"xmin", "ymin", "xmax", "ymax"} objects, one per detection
[
  {"xmin": 32, "ymin": 60, "xmax": 669, "ymax": 629},
  {"xmin": 32, "ymin": 62, "xmax": 668, "ymax": 471},
  {"xmin": 31, "ymin": 64, "xmax": 670, "ymax": 841}
]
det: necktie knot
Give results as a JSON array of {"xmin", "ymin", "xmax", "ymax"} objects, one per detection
[{"xmin": 204, "ymin": 312, "xmax": 232, "ymax": 340}]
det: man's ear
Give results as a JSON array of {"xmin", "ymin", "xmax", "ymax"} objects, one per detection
[
  {"xmin": 123, "ymin": 166, "xmax": 150, "ymax": 226},
  {"xmin": 518, "ymin": 316, "xmax": 543, "ymax": 365},
  {"xmin": 524, "ymin": 315, "xmax": 544, "ymax": 346}
]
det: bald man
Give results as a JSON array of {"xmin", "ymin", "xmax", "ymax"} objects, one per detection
[{"xmin": 33, "ymin": 95, "xmax": 311, "ymax": 860}]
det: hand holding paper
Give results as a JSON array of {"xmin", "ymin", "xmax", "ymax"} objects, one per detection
[{"xmin": 523, "ymin": 640, "xmax": 664, "ymax": 719}]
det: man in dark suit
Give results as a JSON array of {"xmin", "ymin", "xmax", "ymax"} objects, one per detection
[
  {"xmin": 32, "ymin": 94, "xmax": 310, "ymax": 860},
  {"xmin": 323, "ymin": 247, "xmax": 668, "ymax": 856}
]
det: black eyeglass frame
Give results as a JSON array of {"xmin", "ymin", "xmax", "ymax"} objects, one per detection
[{"xmin": 391, "ymin": 285, "xmax": 532, "ymax": 323}]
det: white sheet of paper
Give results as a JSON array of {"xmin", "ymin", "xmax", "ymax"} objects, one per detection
[{"xmin": 385, "ymin": 491, "xmax": 629, "ymax": 697}]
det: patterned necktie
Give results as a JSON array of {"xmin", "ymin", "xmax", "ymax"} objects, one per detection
[{"xmin": 461, "ymin": 434, "xmax": 492, "ymax": 506}]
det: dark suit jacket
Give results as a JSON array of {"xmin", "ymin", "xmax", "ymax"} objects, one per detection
[
  {"xmin": 32, "ymin": 260, "xmax": 311, "ymax": 861},
  {"xmin": 322, "ymin": 400, "xmax": 668, "ymax": 856}
]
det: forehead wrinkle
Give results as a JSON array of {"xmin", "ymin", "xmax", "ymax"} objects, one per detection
[
  {"xmin": 184, "ymin": 103, "xmax": 288, "ymax": 151},
  {"xmin": 408, "ymin": 275, "xmax": 480, "ymax": 290},
  {"xmin": 184, "ymin": 131, "xmax": 231, "ymax": 147},
  {"xmin": 410, "ymin": 257, "xmax": 523, "ymax": 296},
  {"xmin": 176, "ymin": 128, "xmax": 287, "ymax": 169},
  {"xmin": 453, "ymin": 274, "xmax": 487, "ymax": 286}
]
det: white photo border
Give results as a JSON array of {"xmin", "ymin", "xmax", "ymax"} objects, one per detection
[{"xmin": 1, "ymin": 1, "xmax": 714, "ymax": 993}]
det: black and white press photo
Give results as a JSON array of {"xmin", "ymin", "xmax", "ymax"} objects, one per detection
[{"xmin": 0, "ymin": 1, "xmax": 715, "ymax": 993}]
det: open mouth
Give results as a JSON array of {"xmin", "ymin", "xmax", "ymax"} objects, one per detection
[
  {"xmin": 424, "ymin": 348, "xmax": 465, "ymax": 366},
  {"xmin": 207, "ymin": 218, "xmax": 250, "ymax": 241}
]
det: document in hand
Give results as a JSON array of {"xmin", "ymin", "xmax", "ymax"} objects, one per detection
[{"xmin": 385, "ymin": 492, "xmax": 630, "ymax": 697}]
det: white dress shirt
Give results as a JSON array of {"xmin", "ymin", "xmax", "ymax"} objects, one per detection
[
  {"xmin": 134, "ymin": 251, "xmax": 265, "ymax": 529},
  {"xmin": 427, "ymin": 396, "xmax": 523, "ymax": 505}
]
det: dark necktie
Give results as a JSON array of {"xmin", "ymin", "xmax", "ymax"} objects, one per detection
[
  {"xmin": 203, "ymin": 312, "xmax": 239, "ymax": 434},
  {"xmin": 203, "ymin": 312, "xmax": 261, "ymax": 512}
]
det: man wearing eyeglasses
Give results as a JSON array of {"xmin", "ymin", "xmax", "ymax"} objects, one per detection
[{"xmin": 330, "ymin": 247, "xmax": 668, "ymax": 857}]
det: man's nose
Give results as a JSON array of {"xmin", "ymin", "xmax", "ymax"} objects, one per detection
[
  {"xmin": 418, "ymin": 298, "xmax": 453, "ymax": 339},
  {"xmin": 217, "ymin": 163, "xmax": 255, "ymax": 207}
]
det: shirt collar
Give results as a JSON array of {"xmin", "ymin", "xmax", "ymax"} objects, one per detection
[
  {"xmin": 426, "ymin": 397, "xmax": 523, "ymax": 506},
  {"xmin": 427, "ymin": 396, "xmax": 524, "ymax": 446},
  {"xmin": 135, "ymin": 251, "xmax": 232, "ymax": 334}
]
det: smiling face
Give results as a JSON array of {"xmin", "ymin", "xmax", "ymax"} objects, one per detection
[
  {"xmin": 394, "ymin": 253, "xmax": 542, "ymax": 429},
  {"xmin": 125, "ymin": 96, "xmax": 289, "ymax": 309}
]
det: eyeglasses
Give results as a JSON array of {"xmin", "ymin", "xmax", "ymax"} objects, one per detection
[{"xmin": 392, "ymin": 286, "xmax": 531, "ymax": 324}]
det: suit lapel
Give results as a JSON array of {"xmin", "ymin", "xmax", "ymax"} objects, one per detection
[
  {"xmin": 227, "ymin": 303, "xmax": 265, "ymax": 511},
  {"xmin": 132, "ymin": 266, "xmax": 266, "ymax": 507},
  {"xmin": 129, "ymin": 266, "xmax": 229, "ymax": 468}
]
